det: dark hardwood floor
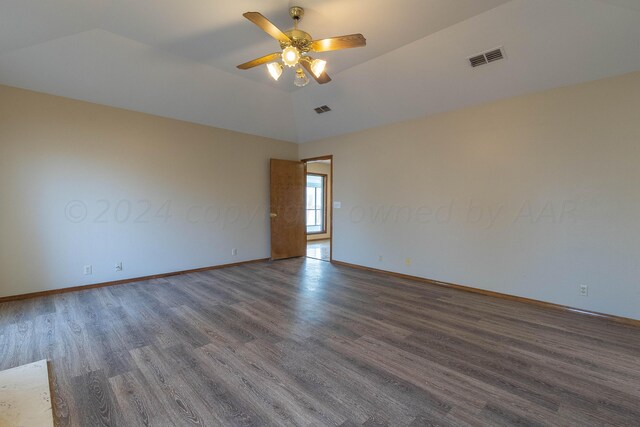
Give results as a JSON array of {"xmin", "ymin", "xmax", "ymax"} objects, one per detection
[{"xmin": 1, "ymin": 258, "xmax": 639, "ymax": 426}]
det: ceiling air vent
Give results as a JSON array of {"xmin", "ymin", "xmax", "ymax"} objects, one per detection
[
  {"xmin": 468, "ymin": 47, "xmax": 505, "ymax": 68},
  {"xmin": 314, "ymin": 105, "xmax": 332, "ymax": 114}
]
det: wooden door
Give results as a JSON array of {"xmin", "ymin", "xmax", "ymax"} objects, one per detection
[{"xmin": 270, "ymin": 159, "xmax": 306, "ymax": 260}]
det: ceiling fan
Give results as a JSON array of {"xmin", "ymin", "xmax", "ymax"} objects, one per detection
[{"xmin": 237, "ymin": 6, "xmax": 366, "ymax": 87}]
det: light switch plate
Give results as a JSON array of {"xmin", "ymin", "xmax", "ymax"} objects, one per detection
[{"xmin": 333, "ymin": 201, "xmax": 342, "ymax": 209}]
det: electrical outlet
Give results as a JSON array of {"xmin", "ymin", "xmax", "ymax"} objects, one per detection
[
  {"xmin": 378, "ymin": 255, "xmax": 383, "ymax": 262},
  {"xmin": 84, "ymin": 265, "xmax": 92, "ymax": 275},
  {"xmin": 232, "ymin": 248, "xmax": 238, "ymax": 256},
  {"xmin": 405, "ymin": 258, "xmax": 411, "ymax": 266},
  {"xmin": 115, "ymin": 262, "xmax": 123, "ymax": 272},
  {"xmin": 579, "ymin": 284, "xmax": 588, "ymax": 296}
]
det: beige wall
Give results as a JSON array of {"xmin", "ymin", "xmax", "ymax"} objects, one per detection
[
  {"xmin": 306, "ymin": 162, "xmax": 332, "ymax": 241},
  {"xmin": 300, "ymin": 71, "xmax": 640, "ymax": 320},
  {"xmin": 3, "ymin": 71, "xmax": 640, "ymax": 320},
  {"xmin": 0, "ymin": 85, "xmax": 298, "ymax": 297}
]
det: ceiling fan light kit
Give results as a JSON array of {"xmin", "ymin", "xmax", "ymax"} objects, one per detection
[
  {"xmin": 294, "ymin": 67, "xmax": 310, "ymax": 87},
  {"xmin": 310, "ymin": 59, "xmax": 327, "ymax": 78},
  {"xmin": 282, "ymin": 46, "xmax": 301, "ymax": 67},
  {"xmin": 237, "ymin": 6, "xmax": 366, "ymax": 87},
  {"xmin": 267, "ymin": 62, "xmax": 283, "ymax": 81}
]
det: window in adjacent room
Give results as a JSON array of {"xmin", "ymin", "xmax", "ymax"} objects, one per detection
[{"xmin": 306, "ymin": 173, "xmax": 326, "ymax": 234}]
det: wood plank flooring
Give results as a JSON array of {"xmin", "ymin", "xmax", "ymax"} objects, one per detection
[{"xmin": 0, "ymin": 258, "xmax": 639, "ymax": 426}]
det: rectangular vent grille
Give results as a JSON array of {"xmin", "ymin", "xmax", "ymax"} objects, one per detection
[
  {"xmin": 469, "ymin": 47, "xmax": 505, "ymax": 68},
  {"xmin": 469, "ymin": 55, "xmax": 487, "ymax": 67},
  {"xmin": 314, "ymin": 105, "xmax": 332, "ymax": 114},
  {"xmin": 485, "ymin": 48, "xmax": 504, "ymax": 63}
]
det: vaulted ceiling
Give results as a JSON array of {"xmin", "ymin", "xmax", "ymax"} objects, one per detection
[{"xmin": 1, "ymin": 0, "xmax": 639, "ymax": 143}]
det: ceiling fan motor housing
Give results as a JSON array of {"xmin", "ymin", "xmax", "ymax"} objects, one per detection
[
  {"xmin": 281, "ymin": 7, "xmax": 311, "ymax": 52},
  {"xmin": 281, "ymin": 29, "xmax": 312, "ymax": 52}
]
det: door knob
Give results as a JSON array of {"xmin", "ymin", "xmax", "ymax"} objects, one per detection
[{"xmin": 270, "ymin": 213, "xmax": 277, "ymax": 218}]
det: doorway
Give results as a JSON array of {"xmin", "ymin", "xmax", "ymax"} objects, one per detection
[{"xmin": 302, "ymin": 156, "xmax": 332, "ymax": 262}]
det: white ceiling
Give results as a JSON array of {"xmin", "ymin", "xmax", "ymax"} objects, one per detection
[{"xmin": 1, "ymin": 0, "xmax": 640, "ymax": 143}]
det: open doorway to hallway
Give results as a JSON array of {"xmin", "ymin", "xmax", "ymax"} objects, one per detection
[
  {"xmin": 303, "ymin": 156, "xmax": 332, "ymax": 261},
  {"xmin": 307, "ymin": 239, "xmax": 330, "ymax": 261}
]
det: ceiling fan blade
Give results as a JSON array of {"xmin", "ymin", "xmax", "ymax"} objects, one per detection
[
  {"xmin": 301, "ymin": 58, "xmax": 332, "ymax": 84},
  {"xmin": 243, "ymin": 12, "xmax": 291, "ymax": 44},
  {"xmin": 237, "ymin": 52, "xmax": 281, "ymax": 70},
  {"xmin": 311, "ymin": 34, "xmax": 366, "ymax": 52}
]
